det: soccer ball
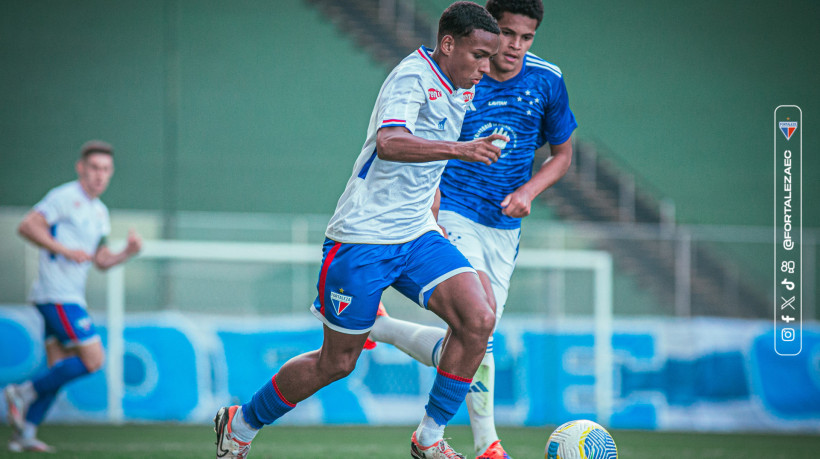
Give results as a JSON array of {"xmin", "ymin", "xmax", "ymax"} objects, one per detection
[{"xmin": 545, "ymin": 419, "xmax": 617, "ymax": 459}]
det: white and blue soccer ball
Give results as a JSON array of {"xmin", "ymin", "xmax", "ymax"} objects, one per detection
[{"xmin": 545, "ymin": 419, "xmax": 618, "ymax": 459}]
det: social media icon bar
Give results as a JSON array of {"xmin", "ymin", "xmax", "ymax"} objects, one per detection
[{"xmin": 774, "ymin": 105, "xmax": 802, "ymax": 356}]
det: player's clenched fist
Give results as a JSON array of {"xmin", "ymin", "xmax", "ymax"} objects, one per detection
[
  {"xmin": 500, "ymin": 188, "xmax": 534, "ymax": 218},
  {"xmin": 456, "ymin": 133, "xmax": 509, "ymax": 165},
  {"xmin": 125, "ymin": 229, "xmax": 143, "ymax": 256}
]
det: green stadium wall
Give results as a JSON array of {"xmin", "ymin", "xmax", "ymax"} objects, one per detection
[{"xmin": 1, "ymin": 0, "xmax": 817, "ymax": 227}]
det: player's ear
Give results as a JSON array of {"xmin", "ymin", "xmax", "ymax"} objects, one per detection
[{"xmin": 439, "ymin": 34, "xmax": 455, "ymax": 56}]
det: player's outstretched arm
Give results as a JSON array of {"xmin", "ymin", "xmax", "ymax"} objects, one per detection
[
  {"xmin": 18, "ymin": 210, "xmax": 92, "ymax": 263},
  {"xmin": 93, "ymin": 229, "xmax": 143, "ymax": 270},
  {"xmin": 376, "ymin": 126, "xmax": 508, "ymax": 165},
  {"xmin": 501, "ymin": 138, "xmax": 573, "ymax": 218}
]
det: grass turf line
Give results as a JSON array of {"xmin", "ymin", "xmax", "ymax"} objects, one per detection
[{"xmin": 1, "ymin": 424, "xmax": 818, "ymax": 458}]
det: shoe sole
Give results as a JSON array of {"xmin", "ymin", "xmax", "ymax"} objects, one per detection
[
  {"xmin": 410, "ymin": 436, "xmax": 465, "ymax": 459},
  {"xmin": 214, "ymin": 407, "xmax": 232, "ymax": 458},
  {"xmin": 410, "ymin": 441, "xmax": 423, "ymax": 459}
]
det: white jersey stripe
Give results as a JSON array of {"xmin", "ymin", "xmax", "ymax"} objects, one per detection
[
  {"xmin": 526, "ymin": 61, "xmax": 562, "ymax": 78},
  {"xmin": 526, "ymin": 52, "xmax": 562, "ymax": 73}
]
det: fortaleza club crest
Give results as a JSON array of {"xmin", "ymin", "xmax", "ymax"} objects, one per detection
[
  {"xmin": 330, "ymin": 291, "xmax": 352, "ymax": 315},
  {"xmin": 780, "ymin": 121, "xmax": 798, "ymax": 140}
]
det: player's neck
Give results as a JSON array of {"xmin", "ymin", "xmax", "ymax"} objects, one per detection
[
  {"xmin": 77, "ymin": 181, "xmax": 99, "ymax": 200},
  {"xmin": 488, "ymin": 63, "xmax": 523, "ymax": 82}
]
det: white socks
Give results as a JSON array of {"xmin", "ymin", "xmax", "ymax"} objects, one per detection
[
  {"xmin": 21, "ymin": 422, "xmax": 37, "ymax": 440},
  {"xmin": 19, "ymin": 381, "xmax": 37, "ymax": 405},
  {"xmin": 416, "ymin": 414, "xmax": 446, "ymax": 447},
  {"xmin": 230, "ymin": 406, "xmax": 258, "ymax": 444},
  {"xmin": 372, "ymin": 316, "xmax": 499, "ymax": 453},
  {"xmin": 466, "ymin": 345, "xmax": 497, "ymax": 454},
  {"xmin": 369, "ymin": 316, "xmax": 446, "ymax": 367}
]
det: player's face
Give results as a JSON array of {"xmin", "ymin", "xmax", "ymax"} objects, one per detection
[
  {"xmin": 491, "ymin": 12, "xmax": 538, "ymax": 80},
  {"xmin": 76, "ymin": 153, "xmax": 114, "ymax": 198},
  {"xmin": 448, "ymin": 29, "xmax": 499, "ymax": 89}
]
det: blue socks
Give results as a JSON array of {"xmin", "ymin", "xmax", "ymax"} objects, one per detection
[
  {"xmin": 25, "ymin": 392, "xmax": 57, "ymax": 425},
  {"xmin": 241, "ymin": 374, "xmax": 296, "ymax": 429},
  {"xmin": 24, "ymin": 356, "xmax": 90, "ymax": 427},
  {"xmin": 425, "ymin": 368, "xmax": 472, "ymax": 425},
  {"xmin": 32, "ymin": 356, "xmax": 89, "ymax": 396}
]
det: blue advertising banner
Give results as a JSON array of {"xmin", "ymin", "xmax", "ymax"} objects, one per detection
[{"xmin": 1, "ymin": 306, "xmax": 818, "ymax": 432}]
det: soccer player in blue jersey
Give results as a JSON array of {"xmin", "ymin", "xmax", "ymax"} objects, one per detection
[
  {"xmin": 369, "ymin": 1, "xmax": 577, "ymax": 458},
  {"xmin": 3, "ymin": 140, "xmax": 143, "ymax": 453},
  {"xmin": 213, "ymin": 3, "xmax": 506, "ymax": 459}
]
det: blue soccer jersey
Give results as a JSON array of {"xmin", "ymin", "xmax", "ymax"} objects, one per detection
[{"xmin": 439, "ymin": 52, "xmax": 577, "ymax": 229}]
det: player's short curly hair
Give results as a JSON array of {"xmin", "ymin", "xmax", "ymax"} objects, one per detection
[
  {"xmin": 486, "ymin": 0, "xmax": 544, "ymax": 28},
  {"xmin": 437, "ymin": 1, "xmax": 500, "ymax": 44}
]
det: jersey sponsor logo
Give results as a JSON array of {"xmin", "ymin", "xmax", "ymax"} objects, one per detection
[
  {"xmin": 330, "ymin": 290, "xmax": 353, "ymax": 315},
  {"xmin": 437, "ymin": 118, "xmax": 448, "ymax": 130},
  {"xmin": 428, "ymin": 88, "xmax": 442, "ymax": 100},
  {"xmin": 780, "ymin": 121, "xmax": 798, "ymax": 140},
  {"xmin": 463, "ymin": 91, "xmax": 474, "ymax": 103}
]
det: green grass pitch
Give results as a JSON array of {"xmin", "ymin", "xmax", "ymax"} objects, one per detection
[{"xmin": 2, "ymin": 424, "xmax": 818, "ymax": 458}]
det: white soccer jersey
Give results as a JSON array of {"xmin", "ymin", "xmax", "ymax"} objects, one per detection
[
  {"xmin": 28, "ymin": 181, "xmax": 110, "ymax": 307},
  {"xmin": 325, "ymin": 46, "xmax": 476, "ymax": 244}
]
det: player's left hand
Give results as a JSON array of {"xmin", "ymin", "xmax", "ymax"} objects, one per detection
[
  {"xmin": 125, "ymin": 229, "xmax": 143, "ymax": 255},
  {"xmin": 500, "ymin": 189, "xmax": 533, "ymax": 218}
]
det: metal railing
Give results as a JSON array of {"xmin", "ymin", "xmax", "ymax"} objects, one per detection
[{"xmin": 2, "ymin": 207, "xmax": 815, "ymax": 320}]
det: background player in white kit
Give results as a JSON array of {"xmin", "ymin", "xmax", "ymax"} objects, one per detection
[
  {"xmin": 369, "ymin": 1, "xmax": 577, "ymax": 458},
  {"xmin": 4, "ymin": 140, "xmax": 142, "ymax": 453},
  {"xmin": 213, "ymin": 3, "xmax": 507, "ymax": 459}
]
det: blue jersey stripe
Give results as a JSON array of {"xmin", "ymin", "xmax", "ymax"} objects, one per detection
[
  {"xmin": 357, "ymin": 149, "xmax": 378, "ymax": 179},
  {"xmin": 49, "ymin": 224, "xmax": 57, "ymax": 260}
]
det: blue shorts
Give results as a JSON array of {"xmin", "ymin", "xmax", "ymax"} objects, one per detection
[
  {"xmin": 310, "ymin": 231, "xmax": 475, "ymax": 334},
  {"xmin": 36, "ymin": 303, "xmax": 100, "ymax": 347}
]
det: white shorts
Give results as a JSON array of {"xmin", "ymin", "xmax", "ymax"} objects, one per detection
[{"xmin": 438, "ymin": 210, "xmax": 520, "ymax": 322}]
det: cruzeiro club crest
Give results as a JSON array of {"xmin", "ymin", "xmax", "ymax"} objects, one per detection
[
  {"xmin": 330, "ymin": 290, "xmax": 352, "ymax": 315},
  {"xmin": 474, "ymin": 123, "xmax": 517, "ymax": 159},
  {"xmin": 779, "ymin": 121, "xmax": 798, "ymax": 140}
]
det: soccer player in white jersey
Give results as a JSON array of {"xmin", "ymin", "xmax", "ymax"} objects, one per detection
[
  {"xmin": 213, "ymin": 3, "xmax": 505, "ymax": 459},
  {"xmin": 369, "ymin": 1, "xmax": 577, "ymax": 458},
  {"xmin": 3, "ymin": 140, "xmax": 143, "ymax": 453}
]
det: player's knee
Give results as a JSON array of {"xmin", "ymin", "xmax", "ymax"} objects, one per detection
[
  {"xmin": 473, "ymin": 305, "xmax": 496, "ymax": 338},
  {"xmin": 318, "ymin": 352, "xmax": 358, "ymax": 383},
  {"xmin": 84, "ymin": 353, "xmax": 104, "ymax": 373},
  {"xmin": 456, "ymin": 304, "xmax": 495, "ymax": 342},
  {"xmin": 79, "ymin": 345, "xmax": 105, "ymax": 373}
]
